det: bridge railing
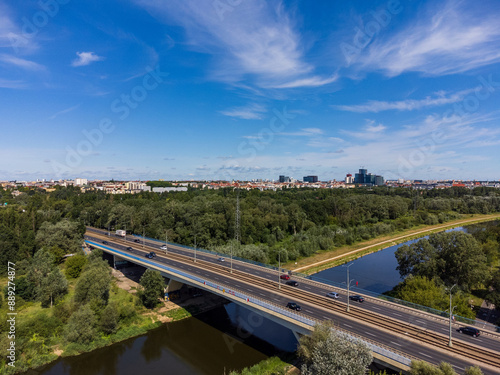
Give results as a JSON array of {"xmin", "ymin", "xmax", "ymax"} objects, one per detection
[
  {"xmin": 87, "ymin": 239, "xmax": 414, "ymax": 367},
  {"xmin": 128, "ymin": 233, "xmax": 500, "ymax": 333}
]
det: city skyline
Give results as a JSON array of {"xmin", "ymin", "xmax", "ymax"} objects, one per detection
[{"xmin": 1, "ymin": 0, "xmax": 500, "ymax": 181}]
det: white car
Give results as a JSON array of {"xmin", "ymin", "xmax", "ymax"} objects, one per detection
[
  {"xmin": 218, "ymin": 257, "xmax": 225, "ymax": 262},
  {"xmin": 326, "ymin": 292, "xmax": 339, "ymax": 299},
  {"xmin": 160, "ymin": 245, "xmax": 167, "ymax": 250}
]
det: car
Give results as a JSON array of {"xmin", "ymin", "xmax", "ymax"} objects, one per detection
[
  {"xmin": 280, "ymin": 274, "xmax": 290, "ymax": 280},
  {"xmin": 126, "ymin": 246, "xmax": 133, "ymax": 251},
  {"xmin": 218, "ymin": 257, "xmax": 225, "ymax": 262},
  {"xmin": 349, "ymin": 295, "xmax": 364, "ymax": 302},
  {"xmin": 150, "ymin": 251, "xmax": 156, "ymax": 258},
  {"xmin": 286, "ymin": 280, "xmax": 299, "ymax": 287},
  {"xmin": 326, "ymin": 292, "xmax": 339, "ymax": 299},
  {"xmin": 102, "ymin": 241, "xmax": 108, "ymax": 245},
  {"xmin": 286, "ymin": 302, "xmax": 301, "ymax": 311},
  {"xmin": 145, "ymin": 251, "xmax": 156, "ymax": 259},
  {"xmin": 457, "ymin": 326, "xmax": 480, "ymax": 337},
  {"xmin": 134, "ymin": 239, "xmax": 141, "ymax": 243},
  {"xmin": 160, "ymin": 245, "xmax": 167, "ymax": 250}
]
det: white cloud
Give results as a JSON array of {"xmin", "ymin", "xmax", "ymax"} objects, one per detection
[
  {"xmin": 71, "ymin": 52, "xmax": 104, "ymax": 67},
  {"xmin": 333, "ymin": 89, "xmax": 475, "ymax": 113},
  {"xmin": 357, "ymin": 1, "xmax": 500, "ymax": 76},
  {"xmin": 0, "ymin": 54, "xmax": 44, "ymax": 71},
  {"xmin": 0, "ymin": 79, "xmax": 26, "ymax": 89},
  {"xmin": 133, "ymin": 0, "xmax": 334, "ymax": 89},
  {"xmin": 220, "ymin": 103, "xmax": 267, "ymax": 120},
  {"xmin": 48, "ymin": 104, "xmax": 81, "ymax": 120}
]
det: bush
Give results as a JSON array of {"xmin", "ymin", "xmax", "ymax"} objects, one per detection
[
  {"xmin": 63, "ymin": 305, "xmax": 97, "ymax": 345},
  {"xmin": 65, "ymin": 254, "xmax": 87, "ymax": 278}
]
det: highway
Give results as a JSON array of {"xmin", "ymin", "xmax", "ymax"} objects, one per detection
[{"xmin": 85, "ymin": 228, "xmax": 500, "ymax": 374}]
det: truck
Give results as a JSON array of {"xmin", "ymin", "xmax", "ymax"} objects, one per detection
[{"xmin": 115, "ymin": 229, "xmax": 126, "ymax": 237}]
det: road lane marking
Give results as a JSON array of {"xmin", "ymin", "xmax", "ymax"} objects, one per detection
[
  {"xmin": 390, "ymin": 341, "xmax": 402, "ymax": 347},
  {"xmin": 365, "ymin": 332, "xmax": 376, "ymax": 337},
  {"xmin": 393, "ymin": 312, "xmax": 403, "ymax": 317},
  {"xmin": 343, "ymin": 323, "xmax": 353, "ymax": 328},
  {"xmin": 419, "ymin": 352, "xmax": 433, "ymax": 359},
  {"xmin": 371, "ymin": 306, "xmax": 381, "ymax": 310}
]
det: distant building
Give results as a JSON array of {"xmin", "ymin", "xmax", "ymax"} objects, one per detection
[
  {"xmin": 75, "ymin": 178, "xmax": 88, "ymax": 186},
  {"xmin": 279, "ymin": 175, "xmax": 291, "ymax": 183},
  {"xmin": 345, "ymin": 174, "xmax": 354, "ymax": 184},
  {"xmin": 354, "ymin": 168, "xmax": 384, "ymax": 186},
  {"xmin": 303, "ymin": 176, "xmax": 318, "ymax": 183}
]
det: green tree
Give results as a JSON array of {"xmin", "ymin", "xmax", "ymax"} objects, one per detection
[
  {"xmin": 35, "ymin": 220, "xmax": 82, "ymax": 261},
  {"xmin": 63, "ymin": 305, "xmax": 97, "ymax": 345},
  {"xmin": 65, "ymin": 254, "xmax": 87, "ymax": 278},
  {"xmin": 139, "ymin": 269, "xmax": 165, "ymax": 309},
  {"xmin": 395, "ymin": 232, "xmax": 489, "ymax": 291},
  {"xmin": 74, "ymin": 259, "xmax": 112, "ymax": 310},
  {"xmin": 100, "ymin": 302, "xmax": 119, "ymax": 335},
  {"xmin": 299, "ymin": 322, "xmax": 372, "ymax": 375},
  {"xmin": 410, "ymin": 360, "xmax": 483, "ymax": 375}
]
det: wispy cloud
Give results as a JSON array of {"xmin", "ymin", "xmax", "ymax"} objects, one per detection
[
  {"xmin": 342, "ymin": 120, "xmax": 387, "ymax": 139},
  {"xmin": 48, "ymin": 104, "xmax": 81, "ymax": 120},
  {"xmin": 357, "ymin": 1, "xmax": 500, "ymax": 76},
  {"xmin": 333, "ymin": 89, "xmax": 475, "ymax": 113},
  {"xmin": 133, "ymin": 0, "xmax": 334, "ymax": 89},
  {"xmin": 0, "ymin": 79, "xmax": 26, "ymax": 89},
  {"xmin": 220, "ymin": 103, "xmax": 267, "ymax": 120},
  {"xmin": 0, "ymin": 54, "xmax": 44, "ymax": 71},
  {"xmin": 71, "ymin": 52, "xmax": 105, "ymax": 67}
]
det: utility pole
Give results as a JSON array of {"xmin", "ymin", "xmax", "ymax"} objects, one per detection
[
  {"xmin": 343, "ymin": 262, "xmax": 354, "ymax": 312},
  {"xmin": 448, "ymin": 284, "xmax": 457, "ymax": 347}
]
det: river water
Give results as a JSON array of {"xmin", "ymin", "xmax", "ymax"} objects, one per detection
[
  {"xmin": 313, "ymin": 222, "xmax": 495, "ymax": 294},
  {"xmin": 29, "ymin": 303, "xmax": 296, "ymax": 375}
]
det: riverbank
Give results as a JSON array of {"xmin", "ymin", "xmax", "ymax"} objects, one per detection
[{"xmin": 288, "ymin": 213, "xmax": 500, "ymax": 275}]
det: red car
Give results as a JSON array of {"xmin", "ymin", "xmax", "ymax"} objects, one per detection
[{"xmin": 280, "ymin": 274, "xmax": 290, "ymax": 280}]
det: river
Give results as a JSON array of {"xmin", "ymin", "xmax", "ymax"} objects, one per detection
[{"xmin": 28, "ymin": 303, "xmax": 296, "ymax": 375}]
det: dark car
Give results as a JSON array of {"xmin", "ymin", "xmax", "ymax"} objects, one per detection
[
  {"xmin": 102, "ymin": 240, "xmax": 108, "ymax": 245},
  {"xmin": 134, "ymin": 239, "xmax": 141, "ymax": 243},
  {"xmin": 145, "ymin": 252, "xmax": 156, "ymax": 259},
  {"xmin": 286, "ymin": 302, "xmax": 301, "ymax": 311},
  {"xmin": 280, "ymin": 274, "xmax": 290, "ymax": 280},
  {"xmin": 349, "ymin": 295, "xmax": 364, "ymax": 302},
  {"xmin": 126, "ymin": 246, "xmax": 133, "ymax": 251},
  {"xmin": 457, "ymin": 326, "xmax": 480, "ymax": 337},
  {"xmin": 286, "ymin": 280, "xmax": 299, "ymax": 287}
]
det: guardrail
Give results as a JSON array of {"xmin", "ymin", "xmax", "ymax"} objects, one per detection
[
  {"xmin": 86, "ymin": 239, "xmax": 413, "ymax": 367},
  {"xmin": 90, "ymin": 230, "xmax": 500, "ymax": 333}
]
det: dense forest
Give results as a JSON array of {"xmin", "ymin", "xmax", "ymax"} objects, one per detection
[{"xmin": 1, "ymin": 185, "xmax": 500, "ymax": 271}]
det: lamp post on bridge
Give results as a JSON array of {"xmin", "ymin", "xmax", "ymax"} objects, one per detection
[
  {"xmin": 194, "ymin": 233, "xmax": 197, "ymax": 263},
  {"xmin": 447, "ymin": 284, "xmax": 457, "ymax": 347},
  {"xmin": 343, "ymin": 262, "xmax": 354, "ymax": 312},
  {"xmin": 278, "ymin": 251, "xmax": 281, "ymax": 290}
]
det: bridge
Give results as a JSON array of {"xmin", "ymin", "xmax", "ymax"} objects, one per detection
[{"xmin": 84, "ymin": 227, "xmax": 500, "ymax": 374}]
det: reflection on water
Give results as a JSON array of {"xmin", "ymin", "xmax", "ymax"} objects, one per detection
[{"xmin": 28, "ymin": 302, "xmax": 295, "ymax": 375}]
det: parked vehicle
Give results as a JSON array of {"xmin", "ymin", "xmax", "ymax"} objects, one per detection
[
  {"xmin": 286, "ymin": 302, "xmax": 301, "ymax": 311},
  {"xmin": 457, "ymin": 327, "xmax": 480, "ymax": 337},
  {"xmin": 115, "ymin": 230, "xmax": 126, "ymax": 237},
  {"xmin": 286, "ymin": 280, "xmax": 299, "ymax": 287},
  {"xmin": 326, "ymin": 292, "xmax": 339, "ymax": 299},
  {"xmin": 349, "ymin": 295, "xmax": 364, "ymax": 302},
  {"xmin": 280, "ymin": 274, "xmax": 290, "ymax": 280}
]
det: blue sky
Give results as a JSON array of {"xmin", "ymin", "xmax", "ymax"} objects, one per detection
[{"xmin": 1, "ymin": 0, "xmax": 500, "ymax": 181}]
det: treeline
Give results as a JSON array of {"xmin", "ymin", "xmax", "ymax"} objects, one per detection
[
  {"xmin": 1, "ymin": 185, "xmax": 500, "ymax": 269},
  {"xmin": 390, "ymin": 222, "xmax": 500, "ymax": 319}
]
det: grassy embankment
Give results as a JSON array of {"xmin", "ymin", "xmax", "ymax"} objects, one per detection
[{"xmin": 287, "ymin": 213, "xmax": 500, "ymax": 275}]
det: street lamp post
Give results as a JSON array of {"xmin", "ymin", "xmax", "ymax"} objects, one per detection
[
  {"xmin": 230, "ymin": 241, "xmax": 233, "ymax": 274},
  {"xmin": 278, "ymin": 251, "xmax": 281, "ymax": 290},
  {"xmin": 343, "ymin": 262, "xmax": 354, "ymax": 312},
  {"xmin": 165, "ymin": 231, "xmax": 168, "ymax": 255},
  {"xmin": 194, "ymin": 233, "xmax": 197, "ymax": 263},
  {"xmin": 448, "ymin": 284, "xmax": 457, "ymax": 347}
]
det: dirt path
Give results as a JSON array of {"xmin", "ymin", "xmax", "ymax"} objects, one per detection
[{"xmin": 292, "ymin": 214, "xmax": 500, "ymax": 273}]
